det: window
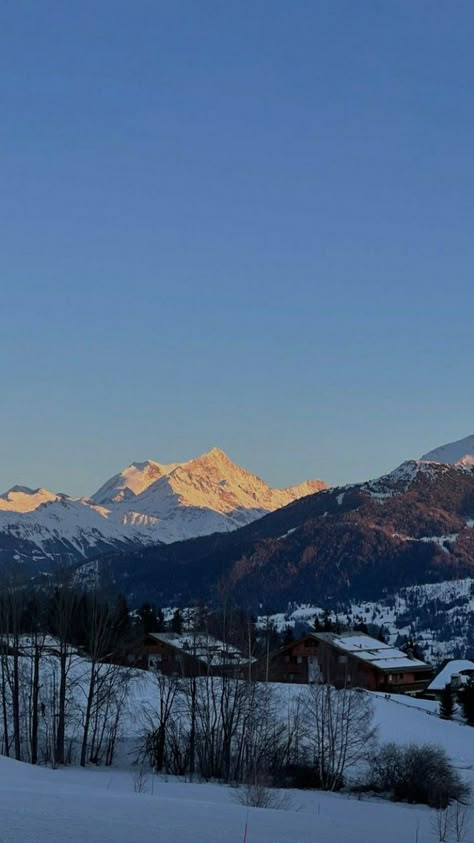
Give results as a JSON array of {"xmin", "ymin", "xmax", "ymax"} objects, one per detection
[
  {"xmin": 297, "ymin": 656, "xmax": 303, "ymax": 664},
  {"xmin": 337, "ymin": 655, "xmax": 348, "ymax": 665}
]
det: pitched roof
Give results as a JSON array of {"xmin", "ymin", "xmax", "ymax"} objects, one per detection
[
  {"xmin": 146, "ymin": 632, "xmax": 252, "ymax": 666},
  {"xmin": 313, "ymin": 632, "xmax": 431, "ymax": 672},
  {"xmin": 427, "ymin": 659, "xmax": 474, "ymax": 691}
]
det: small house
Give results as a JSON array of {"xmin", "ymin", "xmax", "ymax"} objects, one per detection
[
  {"xmin": 142, "ymin": 632, "xmax": 251, "ymax": 678},
  {"xmin": 425, "ymin": 659, "xmax": 474, "ymax": 699},
  {"xmin": 259, "ymin": 631, "xmax": 433, "ymax": 692}
]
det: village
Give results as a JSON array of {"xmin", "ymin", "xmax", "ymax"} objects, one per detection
[{"xmin": 137, "ymin": 608, "xmax": 471, "ymax": 703}]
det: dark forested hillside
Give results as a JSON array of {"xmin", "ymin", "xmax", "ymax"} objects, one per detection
[{"xmin": 85, "ymin": 461, "xmax": 474, "ymax": 609}]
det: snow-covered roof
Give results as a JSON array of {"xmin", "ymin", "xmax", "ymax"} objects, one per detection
[
  {"xmin": 147, "ymin": 632, "xmax": 252, "ymax": 666},
  {"xmin": 314, "ymin": 632, "xmax": 430, "ymax": 672},
  {"xmin": 427, "ymin": 659, "xmax": 474, "ymax": 691}
]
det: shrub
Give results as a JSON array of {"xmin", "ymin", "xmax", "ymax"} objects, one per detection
[
  {"xmin": 274, "ymin": 764, "xmax": 332, "ymax": 791},
  {"xmin": 369, "ymin": 743, "xmax": 469, "ymax": 808},
  {"xmin": 234, "ymin": 779, "xmax": 292, "ymax": 810}
]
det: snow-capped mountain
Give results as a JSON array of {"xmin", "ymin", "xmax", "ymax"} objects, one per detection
[
  {"xmin": 89, "ymin": 449, "xmax": 474, "ymax": 609},
  {"xmin": 91, "ymin": 448, "xmax": 326, "ymax": 541},
  {"xmin": 0, "ymin": 449, "xmax": 326, "ymax": 567},
  {"xmin": 0, "ymin": 486, "xmax": 60, "ymax": 512},
  {"xmin": 92, "ymin": 459, "xmax": 178, "ymax": 505},
  {"xmin": 421, "ymin": 434, "xmax": 474, "ymax": 467}
]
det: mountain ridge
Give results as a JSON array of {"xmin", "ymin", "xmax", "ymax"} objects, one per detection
[
  {"xmin": 421, "ymin": 433, "xmax": 474, "ymax": 467},
  {"xmin": 84, "ymin": 454, "xmax": 474, "ymax": 609},
  {"xmin": 0, "ymin": 448, "xmax": 326, "ymax": 567}
]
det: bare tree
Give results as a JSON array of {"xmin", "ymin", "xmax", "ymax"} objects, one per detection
[
  {"xmin": 453, "ymin": 800, "xmax": 470, "ymax": 842},
  {"xmin": 141, "ymin": 672, "xmax": 183, "ymax": 772},
  {"xmin": 0, "ymin": 569, "xmax": 29, "ymax": 761},
  {"xmin": 48, "ymin": 572, "xmax": 79, "ymax": 766},
  {"xmin": 433, "ymin": 805, "xmax": 451, "ymax": 842},
  {"xmin": 303, "ymin": 683, "xmax": 376, "ymax": 791},
  {"xmin": 78, "ymin": 594, "xmax": 117, "ymax": 767}
]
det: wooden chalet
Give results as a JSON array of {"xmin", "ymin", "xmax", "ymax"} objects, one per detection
[
  {"xmin": 258, "ymin": 631, "xmax": 433, "ymax": 693},
  {"xmin": 140, "ymin": 632, "xmax": 251, "ymax": 678}
]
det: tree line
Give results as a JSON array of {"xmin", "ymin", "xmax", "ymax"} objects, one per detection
[{"xmin": 0, "ymin": 568, "xmax": 134, "ymax": 767}]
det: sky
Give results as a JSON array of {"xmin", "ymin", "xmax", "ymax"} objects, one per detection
[{"xmin": 1, "ymin": 1, "xmax": 474, "ymax": 497}]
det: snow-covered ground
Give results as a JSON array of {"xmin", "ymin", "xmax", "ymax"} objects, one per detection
[
  {"xmin": 2, "ymin": 667, "xmax": 474, "ymax": 841},
  {"xmin": 0, "ymin": 755, "xmax": 458, "ymax": 843}
]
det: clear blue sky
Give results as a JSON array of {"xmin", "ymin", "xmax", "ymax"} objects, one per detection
[{"xmin": 1, "ymin": 1, "xmax": 474, "ymax": 496}]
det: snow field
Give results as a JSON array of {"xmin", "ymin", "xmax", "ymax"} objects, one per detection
[{"xmin": 0, "ymin": 756, "xmax": 456, "ymax": 843}]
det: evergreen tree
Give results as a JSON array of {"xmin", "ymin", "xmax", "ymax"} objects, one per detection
[
  {"xmin": 282, "ymin": 625, "xmax": 295, "ymax": 646},
  {"xmin": 377, "ymin": 625, "xmax": 387, "ymax": 643},
  {"xmin": 313, "ymin": 615, "xmax": 322, "ymax": 633},
  {"xmin": 113, "ymin": 594, "xmax": 130, "ymax": 641},
  {"xmin": 170, "ymin": 608, "xmax": 183, "ymax": 635},
  {"xmin": 139, "ymin": 602, "xmax": 158, "ymax": 635},
  {"xmin": 459, "ymin": 678, "xmax": 474, "ymax": 725},
  {"xmin": 155, "ymin": 608, "xmax": 166, "ymax": 632},
  {"xmin": 439, "ymin": 683, "xmax": 454, "ymax": 720},
  {"xmin": 320, "ymin": 609, "xmax": 333, "ymax": 633}
]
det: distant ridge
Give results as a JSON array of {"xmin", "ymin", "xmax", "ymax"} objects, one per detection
[
  {"xmin": 421, "ymin": 434, "xmax": 474, "ymax": 467},
  {"xmin": 0, "ymin": 448, "xmax": 326, "ymax": 567}
]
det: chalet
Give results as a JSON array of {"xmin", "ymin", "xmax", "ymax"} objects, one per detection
[
  {"xmin": 141, "ymin": 632, "xmax": 251, "ymax": 678},
  {"xmin": 259, "ymin": 631, "xmax": 433, "ymax": 693},
  {"xmin": 425, "ymin": 659, "xmax": 474, "ymax": 700}
]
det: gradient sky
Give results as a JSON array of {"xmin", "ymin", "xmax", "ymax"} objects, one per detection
[{"xmin": 1, "ymin": 1, "xmax": 474, "ymax": 497}]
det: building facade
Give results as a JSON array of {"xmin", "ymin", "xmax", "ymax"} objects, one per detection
[{"xmin": 260, "ymin": 631, "xmax": 433, "ymax": 693}]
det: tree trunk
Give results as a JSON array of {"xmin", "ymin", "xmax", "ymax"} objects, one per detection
[
  {"xmin": 30, "ymin": 644, "xmax": 41, "ymax": 765},
  {"xmin": 12, "ymin": 650, "xmax": 21, "ymax": 761},
  {"xmin": 55, "ymin": 649, "xmax": 68, "ymax": 766},
  {"xmin": 1, "ymin": 655, "xmax": 10, "ymax": 757},
  {"xmin": 80, "ymin": 667, "xmax": 96, "ymax": 767}
]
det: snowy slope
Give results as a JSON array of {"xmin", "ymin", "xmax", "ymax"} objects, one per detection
[
  {"xmin": 92, "ymin": 459, "xmax": 178, "ymax": 504},
  {"xmin": 0, "ymin": 680, "xmax": 474, "ymax": 843},
  {"xmin": 0, "ymin": 498, "xmax": 153, "ymax": 565},
  {"xmin": 421, "ymin": 434, "xmax": 474, "ymax": 467},
  {"xmin": 0, "ymin": 449, "xmax": 326, "ymax": 567},
  {"xmin": 0, "ymin": 757, "xmax": 446, "ymax": 843}
]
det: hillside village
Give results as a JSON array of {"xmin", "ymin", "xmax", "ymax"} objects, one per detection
[
  {"xmin": 1, "ymin": 591, "xmax": 474, "ymax": 842},
  {"xmin": 0, "ymin": 578, "xmax": 474, "ymax": 841}
]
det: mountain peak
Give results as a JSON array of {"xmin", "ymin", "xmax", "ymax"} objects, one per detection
[
  {"xmin": 206, "ymin": 447, "xmax": 229, "ymax": 459},
  {"xmin": 92, "ymin": 458, "xmax": 177, "ymax": 505},
  {"xmin": 0, "ymin": 485, "xmax": 59, "ymax": 513},
  {"xmin": 192, "ymin": 447, "xmax": 234, "ymax": 467},
  {"xmin": 421, "ymin": 434, "xmax": 474, "ymax": 467}
]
